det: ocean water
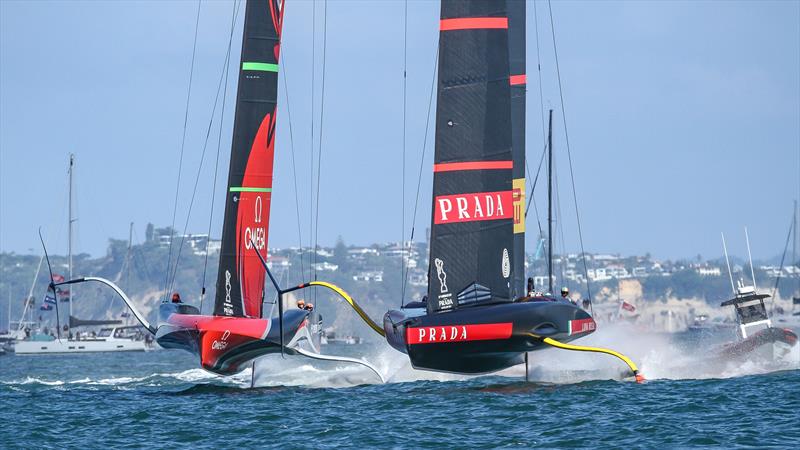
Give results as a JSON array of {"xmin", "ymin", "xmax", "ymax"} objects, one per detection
[{"xmin": 2, "ymin": 326, "xmax": 799, "ymax": 449}]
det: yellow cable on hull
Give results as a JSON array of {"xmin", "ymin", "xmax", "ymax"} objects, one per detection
[
  {"xmin": 539, "ymin": 336, "xmax": 645, "ymax": 383},
  {"xmin": 307, "ymin": 281, "xmax": 386, "ymax": 337}
]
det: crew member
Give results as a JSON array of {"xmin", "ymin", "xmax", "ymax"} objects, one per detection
[
  {"xmin": 561, "ymin": 287, "xmax": 576, "ymax": 304},
  {"xmin": 296, "ymin": 299, "xmax": 314, "ymax": 311},
  {"xmin": 171, "ymin": 292, "xmax": 182, "ymax": 304},
  {"xmin": 527, "ymin": 277, "xmax": 535, "ymax": 296}
]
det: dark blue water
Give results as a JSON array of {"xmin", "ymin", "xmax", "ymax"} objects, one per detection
[{"xmin": 2, "ymin": 340, "xmax": 799, "ymax": 449}]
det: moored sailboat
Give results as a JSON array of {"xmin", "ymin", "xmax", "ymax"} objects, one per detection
[{"xmin": 16, "ymin": 155, "xmax": 150, "ymax": 355}]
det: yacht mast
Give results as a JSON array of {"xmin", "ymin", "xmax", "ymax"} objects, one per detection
[
  {"xmin": 794, "ymin": 200, "xmax": 798, "ymax": 298},
  {"xmin": 68, "ymin": 153, "xmax": 75, "ymax": 318},
  {"xmin": 547, "ymin": 109, "xmax": 554, "ymax": 294}
]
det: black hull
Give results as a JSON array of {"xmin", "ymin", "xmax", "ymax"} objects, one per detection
[{"xmin": 384, "ymin": 299, "xmax": 595, "ymax": 374}]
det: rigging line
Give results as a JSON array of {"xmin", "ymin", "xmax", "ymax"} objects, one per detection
[
  {"xmin": 532, "ymin": 0, "xmax": 548, "ymax": 149},
  {"xmin": 555, "ymin": 162, "xmax": 569, "ymax": 291},
  {"xmin": 400, "ymin": 0, "xmax": 408, "ymax": 307},
  {"xmin": 201, "ymin": 0, "xmax": 240, "ymax": 314},
  {"xmin": 401, "ymin": 45, "xmax": 440, "ymax": 301},
  {"xmin": 164, "ymin": 0, "xmax": 202, "ymax": 303},
  {"xmin": 524, "ymin": 143, "xmax": 547, "ymax": 220},
  {"xmin": 524, "ymin": 143, "xmax": 548, "ymax": 248},
  {"xmin": 548, "ymin": 0, "xmax": 592, "ymax": 301},
  {"xmin": 280, "ymin": 47, "xmax": 306, "ymax": 282},
  {"xmin": 168, "ymin": 4, "xmax": 241, "ymax": 295},
  {"xmin": 770, "ymin": 214, "xmax": 794, "ymax": 314},
  {"xmin": 313, "ymin": 0, "xmax": 329, "ymax": 296},
  {"xmin": 309, "ymin": 0, "xmax": 316, "ymax": 284}
]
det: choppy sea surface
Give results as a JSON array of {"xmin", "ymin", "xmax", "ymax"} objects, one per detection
[{"xmin": 2, "ymin": 324, "xmax": 799, "ymax": 449}]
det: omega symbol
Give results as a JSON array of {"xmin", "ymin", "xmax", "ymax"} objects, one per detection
[{"xmin": 254, "ymin": 196, "xmax": 263, "ymax": 224}]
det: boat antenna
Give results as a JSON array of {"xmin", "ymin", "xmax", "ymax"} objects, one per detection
[
  {"xmin": 744, "ymin": 227, "xmax": 757, "ymax": 291},
  {"xmin": 38, "ymin": 228, "xmax": 61, "ymax": 342},
  {"xmin": 721, "ymin": 232, "xmax": 736, "ymax": 296},
  {"xmin": 547, "ymin": 109, "xmax": 554, "ymax": 294}
]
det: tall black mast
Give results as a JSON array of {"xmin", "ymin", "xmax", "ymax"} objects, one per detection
[{"xmin": 547, "ymin": 109, "xmax": 553, "ymax": 294}]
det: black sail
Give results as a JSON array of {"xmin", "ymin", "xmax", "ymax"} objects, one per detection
[
  {"xmin": 214, "ymin": 0, "xmax": 285, "ymax": 318},
  {"xmin": 508, "ymin": 0, "xmax": 526, "ymax": 298},
  {"xmin": 427, "ymin": 0, "xmax": 515, "ymax": 313}
]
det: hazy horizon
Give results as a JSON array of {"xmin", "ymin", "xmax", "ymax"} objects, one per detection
[{"xmin": 1, "ymin": 0, "xmax": 798, "ymax": 261}]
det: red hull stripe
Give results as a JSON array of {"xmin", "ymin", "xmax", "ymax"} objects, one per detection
[
  {"xmin": 509, "ymin": 74, "xmax": 527, "ymax": 86},
  {"xmin": 407, "ymin": 323, "xmax": 513, "ymax": 345},
  {"xmin": 440, "ymin": 17, "xmax": 508, "ymax": 31},
  {"xmin": 433, "ymin": 161, "xmax": 513, "ymax": 172}
]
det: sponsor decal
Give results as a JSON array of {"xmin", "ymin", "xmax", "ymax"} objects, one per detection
[
  {"xmin": 434, "ymin": 258, "xmax": 453, "ymax": 309},
  {"xmin": 245, "ymin": 195, "xmax": 266, "ymax": 251},
  {"xmin": 568, "ymin": 318, "xmax": 597, "ymax": 336},
  {"xmin": 434, "ymin": 190, "xmax": 513, "ymax": 225},
  {"xmin": 513, "ymin": 178, "xmax": 525, "ymax": 234},
  {"xmin": 502, "ymin": 248, "xmax": 510, "ymax": 279},
  {"xmin": 223, "ymin": 270, "xmax": 234, "ymax": 316},
  {"xmin": 406, "ymin": 322, "xmax": 513, "ymax": 345},
  {"xmin": 434, "ymin": 259, "xmax": 448, "ymax": 294},
  {"xmin": 211, "ymin": 329, "xmax": 231, "ymax": 351}
]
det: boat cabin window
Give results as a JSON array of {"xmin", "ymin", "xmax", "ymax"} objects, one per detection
[
  {"xmin": 97, "ymin": 328, "xmax": 113, "ymax": 338},
  {"xmin": 735, "ymin": 302, "xmax": 768, "ymax": 324}
]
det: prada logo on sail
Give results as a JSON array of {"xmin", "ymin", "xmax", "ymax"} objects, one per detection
[
  {"xmin": 434, "ymin": 190, "xmax": 513, "ymax": 224},
  {"xmin": 406, "ymin": 322, "xmax": 513, "ymax": 345}
]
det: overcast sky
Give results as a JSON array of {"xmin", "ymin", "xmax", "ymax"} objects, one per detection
[{"xmin": 1, "ymin": 0, "xmax": 798, "ymax": 261}]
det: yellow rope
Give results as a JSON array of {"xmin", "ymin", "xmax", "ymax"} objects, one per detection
[
  {"xmin": 540, "ymin": 336, "xmax": 644, "ymax": 382},
  {"xmin": 307, "ymin": 281, "xmax": 385, "ymax": 337}
]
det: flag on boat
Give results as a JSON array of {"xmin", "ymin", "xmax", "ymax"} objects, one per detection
[
  {"xmin": 621, "ymin": 301, "xmax": 636, "ymax": 312},
  {"xmin": 40, "ymin": 304, "xmax": 53, "ymax": 311}
]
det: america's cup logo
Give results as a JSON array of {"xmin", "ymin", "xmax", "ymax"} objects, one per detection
[
  {"xmin": 223, "ymin": 270, "xmax": 233, "ymax": 316},
  {"xmin": 435, "ymin": 258, "xmax": 448, "ymax": 294}
]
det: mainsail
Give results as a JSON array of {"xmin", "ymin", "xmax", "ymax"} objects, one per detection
[
  {"xmin": 427, "ymin": 0, "xmax": 515, "ymax": 313},
  {"xmin": 214, "ymin": 0, "xmax": 285, "ymax": 318}
]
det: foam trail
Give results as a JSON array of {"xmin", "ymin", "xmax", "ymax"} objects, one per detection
[{"xmin": 248, "ymin": 324, "xmax": 800, "ymax": 388}]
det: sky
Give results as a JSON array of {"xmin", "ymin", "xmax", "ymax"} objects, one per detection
[{"xmin": 1, "ymin": 0, "xmax": 798, "ymax": 261}]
